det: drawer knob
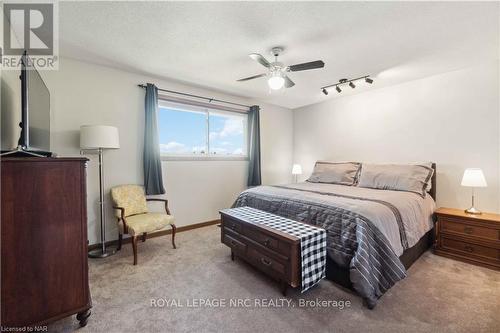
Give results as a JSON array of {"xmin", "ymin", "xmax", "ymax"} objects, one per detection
[
  {"xmin": 464, "ymin": 226, "xmax": 473, "ymax": 234},
  {"xmin": 260, "ymin": 258, "xmax": 272, "ymax": 266},
  {"xmin": 464, "ymin": 245, "xmax": 474, "ymax": 253},
  {"xmin": 230, "ymin": 240, "xmax": 237, "ymax": 246},
  {"xmin": 262, "ymin": 238, "xmax": 270, "ymax": 246}
]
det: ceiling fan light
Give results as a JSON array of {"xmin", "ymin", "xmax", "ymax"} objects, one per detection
[{"xmin": 268, "ymin": 73, "xmax": 285, "ymax": 90}]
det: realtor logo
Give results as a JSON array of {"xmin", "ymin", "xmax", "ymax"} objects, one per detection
[{"xmin": 2, "ymin": 1, "xmax": 59, "ymax": 69}]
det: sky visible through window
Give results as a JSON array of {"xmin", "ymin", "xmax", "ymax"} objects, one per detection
[{"xmin": 158, "ymin": 106, "xmax": 246, "ymax": 156}]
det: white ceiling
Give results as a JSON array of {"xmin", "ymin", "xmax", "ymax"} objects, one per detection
[{"xmin": 59, "ymin": 1, "xmax": 499, "ymax": 109}]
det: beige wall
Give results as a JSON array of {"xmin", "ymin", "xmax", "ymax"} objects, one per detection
[
  {"xmin": 293, "ymin": 62, "xmax": 500, "ymax": 212},
  {"xmin": 0, "ymin": 7, "xmax": 22, "ymax": 150},
  {"xmin": 42, "ymin": 58, "xmax": 293, "ymax": 244},
  {"xmin": 0, "ymin": 68, "xmax": 22, "ymax": 150}
]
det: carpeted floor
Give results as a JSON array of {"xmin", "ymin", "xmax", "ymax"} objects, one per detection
[{"xmin": 50, "ymin": 225, "xmax": 500, "ymax": 333}]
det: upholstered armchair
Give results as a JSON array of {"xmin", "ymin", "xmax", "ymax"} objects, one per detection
[{"xmin": 110, "ymin": 185, "xmax": 176, "ymax": 265}]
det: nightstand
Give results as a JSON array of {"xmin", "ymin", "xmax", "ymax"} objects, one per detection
[{"xmin": 434, "ymin": 208, "xmax": 500, "ymax": 270}]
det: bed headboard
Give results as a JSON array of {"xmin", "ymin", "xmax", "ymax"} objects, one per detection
[{"xmin": 429, "ymin": 163, "xmax": 436, "ymax": 201}]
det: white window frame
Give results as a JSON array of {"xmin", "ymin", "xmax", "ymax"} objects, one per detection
[{"xmin": 158, "ymin": 99, "xmax": 249, "ymax": 161}]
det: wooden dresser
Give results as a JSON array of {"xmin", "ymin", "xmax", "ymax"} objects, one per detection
[
  {"xmin": 220, "ymin": 211, "xmax": 301, "ymax": 295},
  {"xmin": 1, "ymin": 157, "xmax": 92, "ymax": 329},
  {"xmin": 434, "ymin": 207, "xmax": 500, "ymax": 270}
]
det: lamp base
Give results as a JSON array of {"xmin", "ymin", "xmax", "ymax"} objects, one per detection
[
  {"xmin": 88, "ymin": 247, "xmax": 117, "ymax": 258},
  {"xmin": 464, "ymin": 207, "xmax": 482, "ymax": 215}
]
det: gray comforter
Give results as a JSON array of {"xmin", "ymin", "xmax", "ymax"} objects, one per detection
[{"xmin": 232, "ymin": 182, "xmax": 435, "ymax": 307}]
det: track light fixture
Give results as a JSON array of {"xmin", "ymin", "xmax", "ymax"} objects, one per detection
[{"xmin": 321, "ymin": 75, "xmax": 373, "ymax": 96}]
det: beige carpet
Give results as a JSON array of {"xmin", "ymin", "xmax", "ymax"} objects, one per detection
[{"xmin": 50, "ymin": 225, "xmax": 500, "ymax": 333}]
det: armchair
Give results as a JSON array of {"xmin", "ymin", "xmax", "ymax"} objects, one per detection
[{"xmin": 110, "ymin": 185, "xmax": 176, "ymax": 265}]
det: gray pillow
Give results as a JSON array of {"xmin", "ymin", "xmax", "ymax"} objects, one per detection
[
  {"xmin": 307, "ymin": 162, "xmax": 361, "ymax": 186},
  {"xmin": 357, "ymin": 163, "xmax": 434, "ymax": 197},
  {"xmin": 419, "ymin": 162, "xmax": 434, "ymax": 192}
]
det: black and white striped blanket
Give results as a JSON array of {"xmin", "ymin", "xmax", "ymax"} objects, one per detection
[{"xmin": 221, "ymin": 206, "xmax": 327, "ymax": 292}]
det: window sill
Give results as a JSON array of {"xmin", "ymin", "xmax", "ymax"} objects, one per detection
[{"xmin": 161, "ymin": 155, "xmax": 249, "ymax": 162}]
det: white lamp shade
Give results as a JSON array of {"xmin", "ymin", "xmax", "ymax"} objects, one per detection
[
  {"xmin": 461, "ymin": 168, "xmax": 487, "ymax": 187},
  {"xmin": 80, "ymin": 125, "xmax": 120, "ymax": 149},
  {"xmin": 292, "ymin": 164, "xmax": 303, "ymax": 175}
]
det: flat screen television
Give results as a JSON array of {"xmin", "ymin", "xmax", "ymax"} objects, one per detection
[{"xmin": 17, "ymin": 52, "xmax": 51, "ymax": 154}]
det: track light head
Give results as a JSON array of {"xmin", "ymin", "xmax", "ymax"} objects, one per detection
[
  {"xmin": 365, "ymin": 77, "xmax": 373, "ymax": 84},
  {"xmin": 349, "ymin": 81, "xmax": 356, "ymax": 89},
  {"xmin": 322, "ymin": 88, "xmax": 328, "ymax": 95},
  {"xmin": 336, "ymin": 86, "xmax": 342, "ymax": 93}
]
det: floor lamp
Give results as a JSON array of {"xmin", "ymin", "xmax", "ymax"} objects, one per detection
[{"xmin": 80, "ymin": 125, "xmax": 120, "ymax": 258}]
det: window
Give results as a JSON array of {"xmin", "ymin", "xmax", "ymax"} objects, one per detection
[{"xmin": 158, "ymin": 100, "xmax": 248, "ymax": 159}]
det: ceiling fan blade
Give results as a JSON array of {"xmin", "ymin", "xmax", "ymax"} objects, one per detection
[
  {"xmin": 237, "ymin": 73, "xmax": 267, "ymax": 82},
  {"xmin": 249, "ymin": 53, "xmax": 271, "ymax": 68},
  {"xmin": 288, "ymin": 60, "xmax": 325, "ymax": 72},
  {"xmin": 284, "ymin": 75, "xmax": 295, "ymax": 88}
]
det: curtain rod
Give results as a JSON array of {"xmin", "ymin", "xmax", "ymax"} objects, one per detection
[{"xmin": 138, "ymin": 84, "xmax": 251, "ymax": 109}]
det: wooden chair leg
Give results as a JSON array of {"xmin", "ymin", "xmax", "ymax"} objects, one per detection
[
  {"xmin": 117, "ymin": 233, "xmax": 123, "ymax": 251},
  {"xmin": 132, "ymin": 236, "xmax": 138, "ymax": 265},
  {"xmin": 171, "ymin": 224, "xmax": 177, "ymax": 249},
  {"xmin": 142, "ymin": 232, "xmax": 147, "ymax": 242}
]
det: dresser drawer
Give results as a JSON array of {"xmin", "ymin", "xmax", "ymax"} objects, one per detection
[
  {"xmin": 440, "ymin": 218, "xmax": 499, "ymax": 241},
  {"xmin": 441, "ymin": 237, "xmax": 499, "ymax": 261},
  {"xmin": 247, "ymin": 247, "xmax": 286, "ymax": 276},
  {"xmin": 223, "ymin": 233, "xmax": 247, "ymax": 254},
  {"xmin": 243, "ymin": 227, "xmax": 293, "ymax": 257},
  {"xmin": 224, "ymin": 218, "xmax": 244, "ymax": 234}
]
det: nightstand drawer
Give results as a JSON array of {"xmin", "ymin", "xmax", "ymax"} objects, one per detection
[
  {"xmin": 441, "ymin": 237, "xmax": 499, "ymax": 261},
  {"xmin": 440, "ymin": 218, "xmax": 499, "ymax": 241}
]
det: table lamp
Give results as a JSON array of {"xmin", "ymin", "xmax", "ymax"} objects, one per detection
[
  {"xmin": 292, "ymin": 164, "xmax": 302, "ymax": 183},
  {"xmin": 80, "ymin": 125, "xmax": 120, "ymax": 257},
  {"xmin": 461, "ymin": 168, "xmax": 487, "ymax": 215}
]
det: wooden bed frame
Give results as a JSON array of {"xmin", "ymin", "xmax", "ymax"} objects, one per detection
[{"xmin": 325, "ymin": 163, "xmax": 437, "ymax": 296}]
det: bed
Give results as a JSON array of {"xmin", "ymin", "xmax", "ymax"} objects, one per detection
[{"xmin": 232, "ymin": 163, "xmax": 436, "ymax": 308}]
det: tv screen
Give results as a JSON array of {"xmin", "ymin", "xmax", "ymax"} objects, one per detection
[
  {"xmin": 27, "ymin": 66, "xmax": 50, "ymax": 151},
  {"xmin": 19, "ymin": 55, "xmax": 51, "ymax": 152}
]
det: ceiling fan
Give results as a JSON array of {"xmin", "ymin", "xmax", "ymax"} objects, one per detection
[{"xmin": 237, "ymin": 47, "xmax": 325, "ymax": 90}]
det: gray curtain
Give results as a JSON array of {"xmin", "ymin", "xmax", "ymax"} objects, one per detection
[
  {"xmin": 143, "ymin": 83, "xmax": 166, "ymax": 195},
  {"xmin": 247, "ymin": 105, "xmax": 261, "ymax": 186}
]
